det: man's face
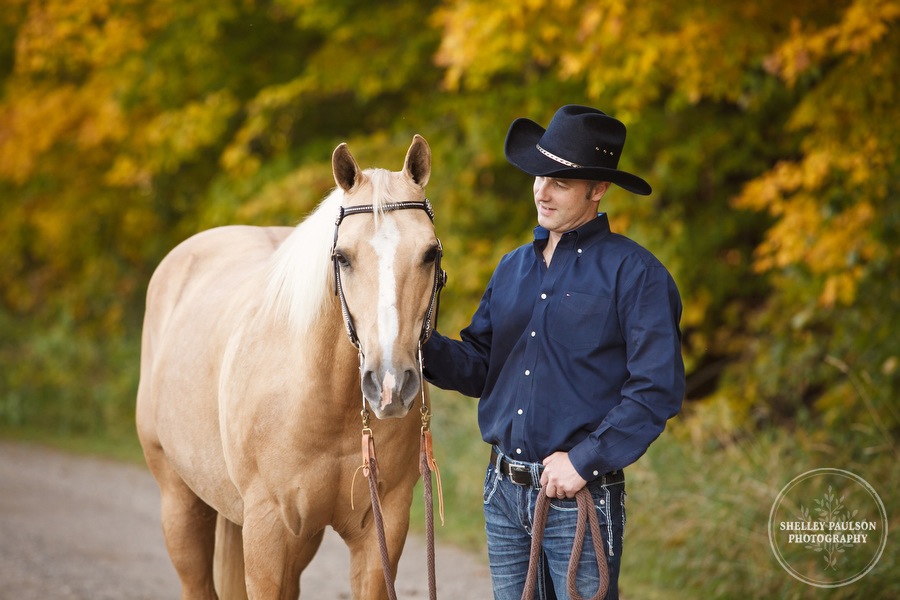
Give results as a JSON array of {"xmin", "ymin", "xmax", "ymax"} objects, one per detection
[{"xmin": 532, "ymin": 177, "xmax": 607, "ymax": 234}]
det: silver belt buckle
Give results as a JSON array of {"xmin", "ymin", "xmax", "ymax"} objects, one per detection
[{"xmin": 508, "ymin": 464, "xmax": 532, "ymax": 486}]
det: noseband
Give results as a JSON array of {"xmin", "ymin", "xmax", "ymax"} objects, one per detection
[{"xmin": 330, "ymin": 199, "xmax": 447, "ymax": 350}]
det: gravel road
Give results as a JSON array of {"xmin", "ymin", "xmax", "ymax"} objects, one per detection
[{"xmin": 0, "ymin": 440, "xmax": 491, "ymax": 599}]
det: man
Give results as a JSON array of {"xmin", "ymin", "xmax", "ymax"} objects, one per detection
[{"xmin": 423, "ymin": 105, "xmax": 685, "ymax": 599}]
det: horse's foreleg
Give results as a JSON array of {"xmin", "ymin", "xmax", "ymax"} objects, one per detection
[
  {"xmin": 240, "ymin": 496, "xmax": 322, "ymax": 599},
  {"xmin": 345, "ymin": 501, "xmax": 411, "ymax": 600},
  {"xmin": 147, "ymin": 449, "xmax": 219, "ymax": 600}
]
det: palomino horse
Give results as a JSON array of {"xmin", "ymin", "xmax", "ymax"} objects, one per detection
[{"xmin": 136, "ymin": 135, "xmax": 443, "ymax": 599}]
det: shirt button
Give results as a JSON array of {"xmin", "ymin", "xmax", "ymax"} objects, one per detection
[
  {"xmin": 530, "ymin": 331, "xmax": 536, "ymax": 337},
  {"xmin": 540, "ymin": 293, "xmax": 547, "ymax": 300},
  {"xmin": 516, "ymin": 448, "xmax": 522, "ymax": 455},
  {"xmin": 524, "ymin": 369, "xmax": 531, "ymax": 376},
  {"xmin": 592, "ymin": 470, "xmax": 599, "ymax": 476},
  {"xmin": 577, "ymin": 248, "xmax": 583, "ymax": 254},
  {"xmin": 517, "ymin": 409, "xmax": 523, "ymax": 415}
]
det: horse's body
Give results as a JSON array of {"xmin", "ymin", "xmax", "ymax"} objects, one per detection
[{"xmin": 137, "ymin": 136, "xmax": 439, "ymax": 599}]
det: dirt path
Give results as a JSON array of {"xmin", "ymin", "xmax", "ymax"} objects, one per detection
[{"xmin": 0, "ymin": 440, "xmax": 491, "ymax": 599}]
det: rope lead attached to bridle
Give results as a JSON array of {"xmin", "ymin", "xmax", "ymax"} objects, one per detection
[
  {"xmin": 351, "ymin": 346, "xmax": 444, "ymax": 600},
  {"xmin": 420, "ymin": 430, "xmax": 438, "ymax": 600},
  {"xmin": 419, "ymin": 342, "xmax": 443, "ymax": 600},
  {"xmin": 418, "ymin": 344, "xmax": 445, "ymax": 527},
  {"xmin": 521, "ymin": 488, "xmax": 610, "ymax": 600}
]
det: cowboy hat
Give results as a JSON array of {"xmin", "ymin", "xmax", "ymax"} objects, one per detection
[{"xmin": 504, "ymin": 105, "xmax": 652, "ymax": 195}]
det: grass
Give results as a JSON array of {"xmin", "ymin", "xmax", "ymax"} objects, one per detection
[
  {"xmin": 409, "ymin": 390, "xmax": 488, "ymax": 551},
  {"xmin": 0, "ymin": 423, "xmax": 146, "ymax": 464},
  {"xmin": 619, "ymin": 425, "xmax": 898, "ymax": 599},
  {"xmin": 411, "ymin": 389, "xmax": 900, "ymax": 599}
]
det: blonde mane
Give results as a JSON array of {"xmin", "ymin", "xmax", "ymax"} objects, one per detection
[{"xmin": 263, "ymin": 168, "xmax": 404, "ymax": 335}]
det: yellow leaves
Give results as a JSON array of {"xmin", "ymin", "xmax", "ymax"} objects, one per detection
[
  {"xmin": 734, "ymin": 147, "xmax": 885, "ymax": 307},
  {"xmin": 434, "ymin": 0, "xmax": 771, "ymax": 109},
  {"xmin": 146, "ymin": 91, "xmax": 240, "ymax": 172},
  {"xmin": 738, "ymin": 4, "xmax": 899, "ymax": 310},
  {"xmin": 433, "ymin": 0, "xmax": 635, "ymax": 91},
  {"xmin": 0, "ymin": 85, "xmax": 82, "ymax": 183},
  {"xmin": 0, "ymin": 73, "xmax": 191, "ymax": 186},
  {"xmin": 0, "ymin": 0, "xmax": 179, "ymax": 184},
  {"xmin": 432, "ymin": 0, "xmax": 527, "ymax": 91},
  {"xmin": 232, "ymin": 165, "xmax": 334, "ymax": 224},
  {"xmin": 107, "ymin": 90, "xmax": 239, "ymax": 185},
  {"xmin": 14, "ymin": 0, "xmax": 154, "ymax": 77},
  {"xmin": 221, "ymin": 77, "xmax": 312, "ymax": 178},
  {"xmin": 680, "ymin": 392, "xmax": 751, "ymax": 449},
  {"xmin": 838, "ymin": 0, "xmax": 900, "ymax": 51},
  {"xmin": 764, "ymin": 0, "xmax": 900, "ymax": 85},
  {"xmin": 28, "ymin": 203, "xmax": 71, "ymax": 260},
  {"xmin": 559, "ymin": 1, "xmax": 630, "ymax": 92}
]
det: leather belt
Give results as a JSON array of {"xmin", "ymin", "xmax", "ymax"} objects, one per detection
[
  {"xmin": 490, "ymin": 448, "xmax": 623, "ymax": 488},
  {"xmin": 490, "ymin": 448, "xmax": 543, "ymax": 487}
]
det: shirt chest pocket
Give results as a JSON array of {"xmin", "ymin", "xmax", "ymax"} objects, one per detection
[{"xmin": 548, "ymin": 291, "xmax": 611, "ymax": 349}]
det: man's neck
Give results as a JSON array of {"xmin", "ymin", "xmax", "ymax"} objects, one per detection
[{"xmin": 543, "ymin": 232, "xmax": 562, "ymax": 266}]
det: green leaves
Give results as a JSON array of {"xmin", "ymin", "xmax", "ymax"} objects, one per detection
[{"xmin": 1, "ymin": 0, "xmax": 898, "ymax": 446}]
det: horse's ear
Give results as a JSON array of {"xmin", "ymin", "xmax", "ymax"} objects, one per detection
[
  {"xmin": 403, "ymin": 134, "xmax": 431, "ymax": 188},
  {"xmin": 332, "ymin": 142, "xmax": 363, "ymax": 192}
]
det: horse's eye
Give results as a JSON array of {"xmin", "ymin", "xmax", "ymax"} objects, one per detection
[
  {"xmin": 334, "ymin": 250, "xmax": 351, "ymax": 268},
  {"xmin": 423, "ymin": 246, "xmax": 440, "ymax": 265}
]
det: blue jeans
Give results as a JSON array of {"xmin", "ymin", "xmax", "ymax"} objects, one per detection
[{"xmin": 483, "ymin": 451, "xmax": 625, "ymax": 600}]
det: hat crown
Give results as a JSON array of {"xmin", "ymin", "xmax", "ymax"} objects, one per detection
[
  {"xmin": 538, "ymin": 105, "xmax": 626, "ymax": 171},
  {"xmin": 503, "ymin": 104, "xmax": 651, "ymax": 195}
]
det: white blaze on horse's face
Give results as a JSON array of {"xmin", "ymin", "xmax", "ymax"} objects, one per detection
[
  {"xmin": 331, "ymin": 135, "xmax": 435, "ymax": 419},
  {"xmin": 370, "ymin": 216, "xmax": 401, "ymax": 384}
]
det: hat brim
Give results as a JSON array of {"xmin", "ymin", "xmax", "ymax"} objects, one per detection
[{"xmin": 504, "ymin": 118, "xmax": 652, "ymax": 196}]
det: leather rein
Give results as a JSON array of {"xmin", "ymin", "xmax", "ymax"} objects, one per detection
[{"xmin": 331, "ymin": 199, "xmax": 446, "ymax": 600}]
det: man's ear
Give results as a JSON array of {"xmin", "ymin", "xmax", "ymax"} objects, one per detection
[{"xmin": 590, "ymin": 181, "xmax": 611, "ymax": 204}]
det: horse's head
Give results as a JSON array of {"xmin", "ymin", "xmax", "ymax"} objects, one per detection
[{"xmin": 330, "ymin": 135, "xmax": 443, "ymax": 419}]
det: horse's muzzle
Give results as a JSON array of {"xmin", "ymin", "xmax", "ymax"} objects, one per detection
[{"xmin": 362, "ymin": 367, "xmax": 419, "ymax": 418}]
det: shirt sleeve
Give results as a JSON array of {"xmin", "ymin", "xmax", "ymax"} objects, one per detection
[
  {"xmin": 421, "ymin": 277, "xmax": 494, "ymax": 398},
  {"xmin": 567, "ymin": 261, "xmax": 685, "ymax": 478}
]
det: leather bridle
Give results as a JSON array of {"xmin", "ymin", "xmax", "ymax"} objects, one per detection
[
  {"xmin": 330, "ymin": 199, "xmax": 447, "ymax": 351},
  {"xmin": 332, "ymin": 198, "xmax": 448, "ymax": 600}
]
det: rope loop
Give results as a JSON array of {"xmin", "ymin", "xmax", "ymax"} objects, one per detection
[{"xmin": 521, "ymin": 487, "xmax": 610, "ymax": 600}]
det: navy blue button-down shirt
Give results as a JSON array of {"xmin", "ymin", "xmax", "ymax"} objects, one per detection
[{"xmin": 423, "ymin": 213, "xmax": 685, "ymax": 480}]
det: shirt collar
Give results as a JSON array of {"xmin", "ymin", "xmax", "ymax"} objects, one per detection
[{"xmin": 532, "ymin": 213, "xmax": 612, "ymax": 246}]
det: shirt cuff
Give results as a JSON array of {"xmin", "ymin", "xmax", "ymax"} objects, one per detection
[{"xmin": 567, "ymin": 434, "xmax": 612, "ymax": 481}]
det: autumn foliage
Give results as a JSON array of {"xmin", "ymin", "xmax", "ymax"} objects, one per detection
[
  {"xmin": 1, "ymin": 3, "xmax": 898, "ymax": 597},
  {"xmin": 1, "ymin": 1, "xmax": 898, "ymax": 450}
]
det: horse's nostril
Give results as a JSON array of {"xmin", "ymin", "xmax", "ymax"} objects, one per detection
[
  {"xmin": 361, "ymin": 370, "xmax": 381, "ymax": 397},
  {"xmin": 399, "ymin": 369, "xmax": 420, "ymax": 401},
  {"xmin": 394, "ymin": 369, "xmax": 409, "ymax": 391},
  {"xmin": 360, "ymin": 367, "xmax": 421, "ymax": 415}
]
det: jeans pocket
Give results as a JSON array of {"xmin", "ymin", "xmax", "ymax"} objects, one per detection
[
  {"xmin": 547, "ymin": 497, "xmax": 580, "ymax": 514},
  {"xmin": 483, "ymin": 463, "xmax": 501, "ymax": 505}
]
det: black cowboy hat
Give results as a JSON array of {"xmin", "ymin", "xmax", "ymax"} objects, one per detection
[{"xmin": 504, "ymin": 104, "xmax": 652, "ymax": 195}]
